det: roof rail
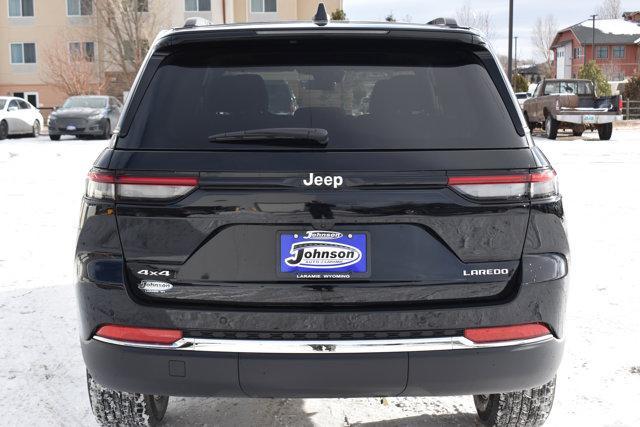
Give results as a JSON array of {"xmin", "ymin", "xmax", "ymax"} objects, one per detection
[
  {"xmin": 183, "ymin": 17, "xmax": 213, "ymax": 29},
  {"xmin": 313, "ymin": 2, "xmax": 329, "ymax": 26},
  {"xmin": 426, "ymin": 17, "xmax": 459, "ymax": 28}
]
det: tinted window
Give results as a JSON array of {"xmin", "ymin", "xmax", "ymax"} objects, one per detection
[
  {"xmin": 18, "ymin": 100, "xmax": 30, "ymax": 109},
  {"xmin": 0, "ymin": 100, "xmax": 6, "ymax": 110},
  {"xmin": 120, "ymin": 41, "xmax": 523, "ymax": 151}
]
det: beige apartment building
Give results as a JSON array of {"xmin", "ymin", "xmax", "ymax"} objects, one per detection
[{"xmin": 0, "ymin": 0, "xmax": 342, "ymax": 109}]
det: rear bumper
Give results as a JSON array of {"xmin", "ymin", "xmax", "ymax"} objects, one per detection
[
  {"xmin": 556, "ymin": 113, "xmax": 622, "ymax": 125},
  {"xmin": 82, "ymin": 335, "xmax": 563, "ymax": 398},
  {"xmin": 48, "ymin": 119, "xmax": 107, "ymax": 136}
]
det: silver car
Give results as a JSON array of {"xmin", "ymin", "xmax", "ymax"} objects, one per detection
[{"xmin": 0, "ymin": 96, "xmax": 44, "ymax": 140}]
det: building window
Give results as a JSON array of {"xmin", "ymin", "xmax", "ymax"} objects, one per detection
[
  {"xmin": 613, "ymin": 46, "xmax": 625, "ymax": 59},
  {"xmin": 596, "ymin": 46, "xmax": 608, "ymax": 59},
  {"xmin": 69, "ymin": 42, "xmax": 95, "ymax": 62},
  {"xmin": 251, "ymin": 0, "xmax": 276, "ymax": 13},
  {"xmin": 185, "ymin": 0, "xmax": 211, "ymax": 11},
  {"xmin": 13, "ymin": 91, "xmax": 39, "ymax": 107},
  {"xmin": 9, "ymin": 0, "xmax": 34, "ymax": 17},
  {"xmin": 573, "ymin": 47, "xmax": 583, "ymax": 59},
  {"xmin": 10, "ymin": 42, "xmax": 36, "ymax": 64},
  {"xmin": 67, "ymin": 0, "xmax": 92, "ymax": 16}
]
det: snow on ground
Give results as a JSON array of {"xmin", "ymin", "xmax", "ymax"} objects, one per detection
[{"xmin": 1, "ymin": 130, "xmax": 640, "ymax": 426}]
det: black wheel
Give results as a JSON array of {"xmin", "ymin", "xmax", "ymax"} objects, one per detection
[
  {"xmin": 31, "ymin": 120, "xmax": 41, "ymax": 137},
  {"xmin": 598, "ymin": 123, "xmax": 613, "ymax": 140},
  {"xmin": 87, "ymin": 371, "xmax": 169, "ymax": 426},
  {"xmin": 102, "ymin": 120, "xmax": 111, "ymax": 140},
  {"xmin": 0, "ymin": 120, "xmax": 8, "ymax": 140},
  {"xmin": 49, "ymin": 134, "xmax": 61, "ymax": 141},
  {"xmin": 572, "ymin": 126, "xmax": 584, "ymax": 137},
  {"xmin": 474, "ymin": 377, "xmax": 556, "ymax": 427},
  {"xmin": 545, "ymin": 115, "xmax": 558, "ymax": 140}
]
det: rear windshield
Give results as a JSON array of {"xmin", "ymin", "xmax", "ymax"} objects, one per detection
[{"xmin": 120, "ymin": 40, "xmax": 523, "ymax": 150}]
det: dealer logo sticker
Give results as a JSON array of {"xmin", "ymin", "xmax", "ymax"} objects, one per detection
[{"xmin": 138, "ymin": 280, "xmax": 173, "ymax": 293}]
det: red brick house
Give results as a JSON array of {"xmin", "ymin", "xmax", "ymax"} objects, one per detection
[{"xmin": 551, "ymin": 15, "xmax": 640, "ymax": 81}]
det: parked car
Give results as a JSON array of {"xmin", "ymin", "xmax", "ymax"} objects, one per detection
[
  {"xmin": 0, "ymin": 96, "xmax": 44, "ymax": 140},
  {"xmin": 47, "ymin": 95, "xmax": 122, "ymax": 141},
  {"xmin": 77, "ymin": 11, "xmax": 568, "ymax": 427},
  {"xmin": 522, "ymin": 79, "xmax": 623, "ymax": 140},
  {"xmin": 515, "ymin": 91, "xmax": 531, "ymax": 108}
]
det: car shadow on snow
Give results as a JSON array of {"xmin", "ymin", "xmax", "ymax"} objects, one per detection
[
  {"xmin": 165, "ymin": 397, "xmax": 316, "ymax": 426},
  {"xmin": 350, "ymin": 412, "xmax": 479, "ymax": 426},
  {"xmin": 163, "ymin": 396, "xmax": 479, "ymax": 426}
]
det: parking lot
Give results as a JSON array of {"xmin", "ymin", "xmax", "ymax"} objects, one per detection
[{"xmin": 2, "ymin": 130, "xmax": 640, "ymax": 426}]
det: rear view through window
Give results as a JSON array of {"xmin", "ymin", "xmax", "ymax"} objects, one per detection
[{"xmin": 120, "ymin": 41, "xmax": 523, "ymax": 150}]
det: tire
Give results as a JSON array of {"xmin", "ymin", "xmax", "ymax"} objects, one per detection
[
  {"xmin": 572, "ymin": 126, "xmax": 584, "ymax": 137},
  {"xmin": 31, "ymin": 120, "xmax": 41, "ymax": 137},
  {"xmin": 545, "ymin": 115, "xmax": 558, "ymax": 140},
  {"xmin": 49, "ymin": 134, "xmax": 61, "ymax": 141},
  {"xmin": 87, "ymin": 371, "xmax": 169, "ymax": 427},
  {"xmin": 102, "ymin": 120, "xmax": 111, "ymax": 140},
  {"xmin": 0, "ymin": 120, "xmax": 8, "ymax": 140},
  {"xmin": 598, "ymin": 123, "xmax": 613, "ymax": 140},
  {"xmin": 474, "ymin": 376, "xmax": 556, "ymax": 427}
]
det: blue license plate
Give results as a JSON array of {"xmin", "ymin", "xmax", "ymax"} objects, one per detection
[{"xmin": 279, "ymin": 231, "xmax": 368, "ymax": 278}]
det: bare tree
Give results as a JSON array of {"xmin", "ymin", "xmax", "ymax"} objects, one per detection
[
  {"xmin": 94, "ymin": 0, "xmax": 166, "ymax": 94},
  {"xmin": 41, "ymin": 36, "xmax": 105, "ymax": 97},
  {"xmin": 456, "ymin": 2, "xmax": 494, "ymax": 40},
  {"xmin": 531, "ymin": 15, "xmax": 558, "ymax": 78},
  {"xmin": 596, "ymin": 0, "xmax": 622, "ymax": 19}
]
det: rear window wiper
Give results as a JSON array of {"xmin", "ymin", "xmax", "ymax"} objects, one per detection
[{"xmin": 208, "ymin": 128, "xmax": 328, "ymax": 146}]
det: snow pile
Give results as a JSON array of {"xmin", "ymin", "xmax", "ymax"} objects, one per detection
[{"xmin": 2, "ymin": 133, "xmax": 640, "ymax": 426}]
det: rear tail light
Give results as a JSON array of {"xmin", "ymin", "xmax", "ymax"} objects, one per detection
[
  {"xmin": 618, "ymin": 95, "xmax": 623, "ymax": 112},
  {"xmin": 86, "ymin": 171, "xmax": 198, "ymax": 200},
  {"xmin": 448, "ymin": 169, "xmax": 558, "ymax": 200},
  {"xmin": 464, "ymin": 323, "xmax": 551, "ymax": 343},
  {"xmin": 96, "ymin": 324, "xmax": 183, "ymax": 345}
]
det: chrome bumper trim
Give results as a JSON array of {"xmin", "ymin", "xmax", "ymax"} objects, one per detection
[
  {"xmin": 556, "ymin": 114, "xmax": 622, "ymax": 124},
  {"xmin": 93, "ymin": 334, "xmax": 555, "ymax": 354}
]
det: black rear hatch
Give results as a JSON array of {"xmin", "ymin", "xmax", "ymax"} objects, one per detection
[{"xmin": 109, "ymin": 35, "xmax": 535, "ymax": 308}]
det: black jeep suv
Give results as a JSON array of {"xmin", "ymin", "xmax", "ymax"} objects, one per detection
[{"xmin": 76, "ymin": 11, "xmax": 568, "ymax": 427}]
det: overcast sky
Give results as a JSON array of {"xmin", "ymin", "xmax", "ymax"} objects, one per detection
[{"xmin": 343, "ymin": 0, "xmax": 633, "ymax": 62}]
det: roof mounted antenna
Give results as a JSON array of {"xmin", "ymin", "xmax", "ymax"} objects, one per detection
[
  {"xmin": 426, "ymin": 17, "xmax": 459, "ymax": 28},
  {"xmin": 313, "ymin": 3, "xmax": 329, "ymax": 26}
]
